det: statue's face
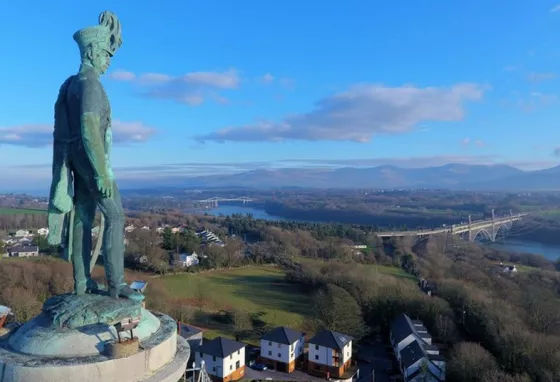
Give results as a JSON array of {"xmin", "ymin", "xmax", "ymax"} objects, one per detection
[{"xmin": 89, "ymin": 45, "xmax": 111, "ymax": 74}]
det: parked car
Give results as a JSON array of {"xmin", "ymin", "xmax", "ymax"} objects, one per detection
[{"xmin": 251, "ymin": 363, "xmax": 268, "ymax": 371}]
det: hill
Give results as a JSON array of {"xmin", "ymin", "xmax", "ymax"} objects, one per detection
[{"xmin": 120, "ymin": 163, "xmax": 548, "ymax": 190}]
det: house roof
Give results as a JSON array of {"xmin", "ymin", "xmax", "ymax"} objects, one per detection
[
  {"xmin": 308, "ymin": 329, "xmax": 352, "ymax": 350},
  {"xmin": 179, "ymin": 323, "xmax": 203, "ymax": 338},
  {"xmin": 391, "ymin": 313, "xmax": 424, "ymax": 345},
  {"xmin": 399, "ymin": 340, "xmax": 426, "ymax": 369},
  {"xmin": 262, "ymin": 326, "xmax": 304, "ymax": 345},
  {"xmin": 198, "ymin": 337, "xmax": 245, "ymax": 358},
  {"xmin": 9, "ymin": 245, "xmax": 38, "ymax": 252},
  {"xmin": 429, "ymin": 354, "xmax": 446, "ymax": 362}
]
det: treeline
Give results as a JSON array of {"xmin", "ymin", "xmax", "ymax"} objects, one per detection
[
  {"xmin": 415, "ymin": 238, "xmax": 560, "ymax": 381},
  {"xmin": 0, "ymin": 213, "xmax": 47, "ymax": 231}
]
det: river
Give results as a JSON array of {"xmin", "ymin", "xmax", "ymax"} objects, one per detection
[{"xmin": 206, "ymin": 205, "xmax": 560, "ymax": 261}]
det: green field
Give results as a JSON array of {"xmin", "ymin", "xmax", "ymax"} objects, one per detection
[
  {"xmin": 163, "ymin": 266, "xmax": 311, "ymax": 341},
  {"xmin": 296, "ymin": 256, "xmax": 416, "ymax": 280},
  {"xmin": 0, "ymin": 207, "xmax": 46, "ymax": 215}
]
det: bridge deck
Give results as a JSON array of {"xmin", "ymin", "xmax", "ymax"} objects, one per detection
[{"xmin": 376, "ymin": 214, "xmax": 528, "ymax": 237}]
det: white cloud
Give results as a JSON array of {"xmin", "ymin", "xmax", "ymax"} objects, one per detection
[
  {"xmin": 461, "ymin": 137, "xmax": 485, "ymax": 147},
  {"xmin": 0, "ymin": 120, "xmax": 156, "ymax": 148},
  {"xmin": 261, "ymin": 73, "xmax": 275, "ymax": 84},
  {"xmin": 527, "ymin": 72, "xmax": 556, "ymax": 82},
  {"xmin": 194, "ymin": 83, "xmax": 485, "ymax": 143},
  {"xmin": 108, "ymin": 70, "xmax": 136, "ymax": 81},
  {"xmin": 551, "ymin": 4, "xmax": 560, "ymax": 12},
  {"xmin": 110, "ymin": 69, "xmax": 241, "ymax": 105}
]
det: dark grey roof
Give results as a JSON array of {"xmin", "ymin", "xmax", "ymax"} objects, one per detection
[
  {"xmin": 391, "ymin": 313, "xmax": 421, "ymax": 345},
  {"xmin": 9, "ymin": 246, "xmax": 38, "ymax": 252},
  {"xmin": 308, "ymin": 330, "xmax": 352, "ymax": 350},
  {"xmin": 407, "ymin": 366, "xmax": 441, "ymax": 381},
  {"xmin": 179, "ymin": 323, "xmax": 203, "ymax": 338},
  {"xmin": 424, "ymin": 343, "xmax": 439, "ymax": 351},
  {"xmin": 198, "ymin": 337, "xmax": 245, "ymax": 358},
  {"xmin": 262, "ymin": 326, "xmax": 304, "ymax": 345},
  {"xmin": 400, "ymin": 340, "xmax": 426, "ymax": 369},
  {"xmin": 429, "ymin": 354, "xmax": 446, "ymax": 362}
]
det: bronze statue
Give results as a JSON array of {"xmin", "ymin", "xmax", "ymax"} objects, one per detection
[{"xmin": 47, "ymin": 11, "xmax": 143, "ymax": 302}]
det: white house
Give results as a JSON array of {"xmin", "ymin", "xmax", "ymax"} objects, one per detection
[
  {"xmin": 307, "ymin": 329, "xmax": 353, "ymax": 379},
  {"xmin": 125, "ymin": 225, "xmax": 135, "ymax": 233},
  {"xmin": 37, "ymin": 228, "xmax": 49, "ymax": 236},
  {"xmin": 14, "ymin": 230, "xmax": 30, "ymax": 238},
  {"xmin": 390, "ymin": 313, "xmax": 446, "ymax": 381},
  {"xmin": 171, "ymin": 227, "xmax": 185, "ymax": 234},
  {"xmin": 175, "ymin": 252, "xmax": 199, "ymax": 268},
  {"xmin": 195, "ymin": 337, "xmax": 246, "ymax": 382},
  {"xmin": 503, "ymin": 265, "xmax": 518, "ymax": 274},
  {"xmin": 260, "ymin": 327, "xmax": 305, "ymax": 373},
  {"xmin": 5, "ymin": 246, "xmax": 39, "ymax": 258}
]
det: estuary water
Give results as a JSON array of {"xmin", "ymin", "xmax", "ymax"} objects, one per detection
[{"xmin": 206, "ymin": 205, "xmax": 560, "ymax": 261}]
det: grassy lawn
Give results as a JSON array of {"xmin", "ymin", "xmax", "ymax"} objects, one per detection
[
  {"xmin": 492, "ymin": 261, "xmax": 536, "ymax": 273},
  {"xmin": 296, "ymin": 256, "xmax": 416, "ymax": 280},
  {"xmin": 164, "ymin": 266, "xmax": 311, "ymax": 342},
  {"xmin": 0, "ymin": 207, "xmax": 46, "ymax": 215}
]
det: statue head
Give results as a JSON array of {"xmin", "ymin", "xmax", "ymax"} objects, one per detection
[{"xmin": 73, "ymin": 11, "xmax": 123, "ymax": 74}]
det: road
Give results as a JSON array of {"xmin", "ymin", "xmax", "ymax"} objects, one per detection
[{"xmin": 244, "ymin": 367, "xmax": 325, "ymax": 381}]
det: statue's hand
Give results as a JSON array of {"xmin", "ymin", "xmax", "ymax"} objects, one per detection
[{"xmin": 95, "ymin": 175, "xmax": 113, "ymax": 198}]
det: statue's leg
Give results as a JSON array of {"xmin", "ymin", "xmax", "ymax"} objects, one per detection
[
  {"xmin": 69, "ymin": 142, "xmax": 143, "ymax": 302},
  {"xmin": 72, "ymin": 176, "xmax": 96, "ymax": 295},
  {"xmin": 97, "ymin": 181, "xmax": 143, "ymax": 302}
]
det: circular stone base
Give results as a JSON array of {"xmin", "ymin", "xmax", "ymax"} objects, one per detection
[
  {"xmin": 8, "ymin": 308, "xmax": 160, "ymax": 357},
  {"xmin": 0, "ymin": 312, "xmax": 189, "ymax": 382}
]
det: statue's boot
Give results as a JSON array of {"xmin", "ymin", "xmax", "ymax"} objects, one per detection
[
  {"xmin": 109, "ymin": 283, "xmax": 145, "ymax": 302},
  {"xmin": 86, "ymin": 279, "xmax": 105, "ymax": 293}
]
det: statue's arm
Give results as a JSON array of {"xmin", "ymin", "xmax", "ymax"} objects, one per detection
[{"xmin": 80, "ymin": 81, "xmax": 108, "ymax": 179}]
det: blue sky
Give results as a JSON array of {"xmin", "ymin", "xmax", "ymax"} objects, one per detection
[{"xmin": 2, "ymin": 0, "xmax": 560, "ymax": 190}]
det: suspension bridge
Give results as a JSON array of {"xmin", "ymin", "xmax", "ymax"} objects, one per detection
[
  {"xmin": 196, "ymin": 197, "xmax": 254, "ymax": 207},
  {"xmin": 376, "ymin": 210, "xmax": 529, "ymax": 242}
]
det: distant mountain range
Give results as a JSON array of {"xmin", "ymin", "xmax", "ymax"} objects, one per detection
[{"xmin": 121, "ymin": 163, "xmax": 560, "ymax": 191}]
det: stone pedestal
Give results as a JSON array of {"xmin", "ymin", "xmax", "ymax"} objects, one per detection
[{"xmin": 0, "ymin": 311, "xmax": 189, "ymax": 382}]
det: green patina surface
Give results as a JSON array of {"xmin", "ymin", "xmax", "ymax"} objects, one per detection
[
  {"xmin": 45, "ymin": 11, "xmax": 142, "ymax": 304},
  {"xmin": 43, "ymin": 293, "xmax": 142, "ymax": 329}
]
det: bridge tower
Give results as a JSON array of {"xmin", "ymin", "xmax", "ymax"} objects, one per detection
[
  {"xmin": 468, "ymin": 215, "xmax": 472, "ymax": 242},
  {"xmin": 491, "ymin": 208, "xmax": 495, "ymax": 242}
]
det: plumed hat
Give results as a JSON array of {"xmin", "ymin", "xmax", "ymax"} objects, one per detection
[{"xmin": 73, "ymin": 11, "xmax": 123, "ymax": 57}]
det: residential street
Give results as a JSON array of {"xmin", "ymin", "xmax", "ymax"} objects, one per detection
[{"xmin": 245, "ymin": 367, "xmax": 325, "ymax": 381}]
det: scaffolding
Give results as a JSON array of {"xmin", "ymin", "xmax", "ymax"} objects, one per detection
[{"xmin": 183, "ymin": 360, "xmax": 213, "ymax": 382}]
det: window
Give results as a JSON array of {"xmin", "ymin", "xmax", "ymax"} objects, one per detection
[
  {"xmin": 199, "ymin": 352, "xmax": 203, "ymax": 358},
  {"xmin": 230, "ymin": 355, "xmax": 232, "ymax": 360},
  {"xmin": 278, "ymin": 353, "xmax": 281, "ymax": 358},
  {"xmin": 315, "ymin": 345, "xmax": 319, "ymax": 350},
  {"xmin": 268, "ymin": 350, "xmax": 272, "ymax": 356},
  {"xmin": 347, "ymin": 352, "xmax": 349, "ymax": 357},
  {"xmin": 268, "ymin": 341, "xmax": 272, "ymax": 346},
  {"xmin": 236, "ymin": 360, "xmax": 240, "ymax": 369},
  {"xmin": 212, "ymin": 367, "xmax": 216, "ymax": 372},
  {"xmin": 212, "ymin": 356, "xmax": 216, "ymax": 362},
  {"xmin": 315, "ymin": 355, "xmax": 319, "ymax": 360},
  {"xmin": 230, "ymin": 365, "xmax": 233, "ymax": 370},
  {"xmin": 237, "ymin": 350, "xmax": 240, "ymax": 355}
]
